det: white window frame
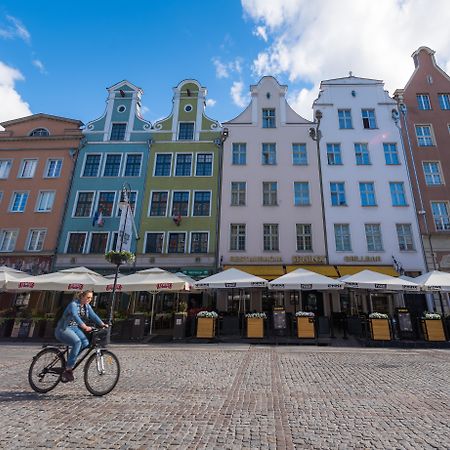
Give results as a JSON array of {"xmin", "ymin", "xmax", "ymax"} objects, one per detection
[
  {"xmin": 153, "ymin": 153, "xmax": 173, "ymax": 177},
  {"xmin": 232, "ymin": 143, "xmax": 247, "ymax": 165},
  {"xmin": 334, "ymin": 224, "xmax": 352, "ymax": 252},
  {"xmin": 230, "ymin": 223, "xmax": 246, "ymax": 251},
  {"xmin": 109, "ymin": 122, "xmax": 127, "ymax": 141},
  {"xmin": 338, "ymin": 109, "xmax": 353, "ymax": 129},
  {"xmin": 354, "ymin": 143, "xmax": 371, "ymax": 165},
  {"xmin": 148, "ymin": 190, "xmax": 169, "ymax": 217},
  {"xmin": 383, "ymin": 143, "xmax": 400, "ymax": 165},
  {"xmin": 95, "ymin": 190, "xmax": 116, "ymax": 218},
  {"xmin": 167, "ymin": 231, "xmax": 187, "ymax": 253},
  {"xmin": 0, "ymin": 229, "xmax": 18, "ymax": 252},
  {"xmin": 263, "ymin": 181, "xmax": 278, "ymax": 206},
  {"xmin": 87, "ymin": 231, "xmax": 110, "ymax": 254},
  {"xmin": 189, "ymin": 231, "xmax": 210, "ymax": 254},
  {"xmin": 0, "ymin": 159, "xmax": 12, "ymax": 179},
  {"xmin": 423, "ymin": 161, "xmax": 443, "ymax": 186},
  {"xmin": 231, "ymin": 182, "xmax": 246, "ymax": 206},
  {"xmin": 192, "ymin": 190, "xmax": 212, "ymax": 217},
  {"xmin": 326, "ymin": 143, "xmax": 342, "ymax": 165},
  {"xmin": 417, "ymin": 94, "xmax": 432, "ymax": 110},
  {"xmin": 26, "ymin": 228, "xmax": 47, "ymax": 252},
  {"xmin": 431, "ymin": 201, "xmax": 450, "ymax": 231},
  {"xmin": 144, "ymin": 231, "xmax": 165, "ymax": 254},
  {"xmin": 438, "ymin": 93, "xmax": 450, "ymax": 110},
  {"xmin": 171, "ymin": 190, "xmax": 190, "ymax": 217},
  {"xmin": 194, "ymin": 152, "xmax": 214, "ymax": 177},
  {"xmin": 330, "ymin": 182, "xmax": 346, "ymax": 206},
  {"xmin": 361, "ymin": 109, "xmax": 377, "ymax": 129},
  {"xmin": 292, "ymin": 143, "xmax": 308, "ymax": 165},
  {"xmin": 72, "ymin": 191, "xmax": 95, "ymax": 218},
  {"xmin": 359, "ymin": 182, "xmax": 377, "ymax": 207},
  {"xmin": 364, "ymin": 223, "xmax": 383, "ymax": 252},
  {"xmin": 174, "ymin": 153, "xmax": 193, "ymax": 177},
  {"xmin": 415, "ymin": 124, "xmax": 435, "ymax": 147},
  {"xmin": 177, "ymin": 122, "xmax": 195, "ymax": 141},
  {"xmin": 81, "ymin": 153, "xmax": 103, "ymax": 177},
  {"xmin": 123, "ymin": 153, "xmax": 143, "ymax": 177},
  {"xmin": 35, "ymin": 190, "xmax": 56, "ymax": 212},
  {"xmin": 65, "ymin": 231, "xmax": 88, "ymax": 253},
  {"xmin": 18, "ymin": 159, "xmax": 37, "ymax": 178},
  {"xmin": 44, "ymin": 158, "xmax": 63, "ymax": 178},
  {"xmin": 296, "ymin": 224, "xmax": 313, "ymax": 252},
  {"xmin": 9, "ymin": 191, "xmax": 29, "ymax": 213},
  {"xmin": 102, "ymin": 153, "xmax": 123, "ymax": 177},
  {"xmin": 396, "ymin": 224, "xmax": 415, "ymax": 251},
  {"xmin": 293, "ymin": 182, "xmax": 310, "ymax": 206},
  {"xmin": 263, "ymin": 223, "xmax": 279, "ymax": 252}
]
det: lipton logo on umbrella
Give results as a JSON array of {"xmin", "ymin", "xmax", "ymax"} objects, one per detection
[
  {"xmin": 251, "ymin": 282, "xmax": 266, "ymax": 287},
  {"xmin": 300, "ymin": 284, "xmax": 312, "ymax": 289},
  {"xmin": 225, "ymin": 283, "xmax": 236, "ymax": 288},
  {"xmin": 18, "ymin": 281, "xmax": 35, "ymax": 288},
  {"xmin": 157, "ymin": 283, "xmax": 173, "ymax": 289},
  {"xmin": 68, "ymin": 283, "xmax": 84, "ymax": 290},
  {"xmin": 374, "ymin": 283, "xmax": 387, "ymax": 289},
  {"xmin": 106, "ymin": 284, "xmax": 122, "ymax": 291}
]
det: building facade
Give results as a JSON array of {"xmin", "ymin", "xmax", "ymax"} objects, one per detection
[
  {"xmin": 138, "ymin": 79, "xmax": 223, "ymax": 277},
  {"xmin": 55, "ymin": 80, "xmax": 151, "ymax": 271},
  {"xmin": 394, "ymin": 47, "xmax": 450, "ymax": 274},
  {"xmin": 313, "ymin": 75, "xmax": 426, "ymax": 276}
]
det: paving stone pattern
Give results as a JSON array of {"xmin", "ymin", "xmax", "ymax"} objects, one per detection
[{"xmin": 0, "ymin": 343, "xmax": 449, "ymax": 449}]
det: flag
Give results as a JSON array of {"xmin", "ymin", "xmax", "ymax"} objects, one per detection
[
  {"xmin": 117, "ymin": 203, "xmax": 132, "ymax": 252},
  {"xmin": 92, "ymin": 210, "xmax": 104, "ymax": 227}
]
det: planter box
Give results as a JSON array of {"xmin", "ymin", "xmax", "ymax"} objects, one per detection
[
  {"xmin": 196, "ymin": 317, "xmax": 216, "ymax": 338},
  {"xmin": 247, "ymin": 317, "xmax": 264, "ymax": 338},
  {"xmin": 369, "ymin": 318, "xmax": 392, "ymax": 341},
  {"xmin": 297, "ymin": 317, "xmax": 315, "ymax": 339},
  {"xmin": 422, "ymin": 319, "xmax": 446, "ymax": 342}
]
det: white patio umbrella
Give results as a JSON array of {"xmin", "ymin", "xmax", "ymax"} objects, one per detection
[
  {"xmin": 0, "ymin": 266, "xmax": 31, "ymax": 290},
  {"xmin": 5, "ymin": 266, "xmax": 107, "ymax": 292},
  {"xmin": 269, "ymin": 268, "xmax": 344, "ymax": 290},
  {"xmin": 175, "ymin": 272, "xmax": 199, "ymax": 291},
  {"xmin": 342, "ymin": 270, "xmax": 419, "ymax": 292},
  {"xmin": 194, "ymin": 268, "xmax": 268, "ymax": 289},
  {"xmin": 412, "ymin": 270, "xmax": 450, "ymax": 292}
]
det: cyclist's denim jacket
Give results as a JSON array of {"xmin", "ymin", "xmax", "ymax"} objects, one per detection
[{"xmin": 56, "ymin": 300, "xmax": 103, "ymax": 331}]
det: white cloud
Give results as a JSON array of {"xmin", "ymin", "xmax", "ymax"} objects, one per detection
[
  {"xmin": 0, "ymin": 61, "xmax": 32, "ymax": 124},
  {"xmin": 32, "ymin": 59, "xmax": 46, "ymax": 74},
  {"xmin": 242, "ymin": 0, "xmax": 450, "ymax": 118},
  {"xmin": 230, "ymin": 81, "xmax": 249, "ymax": 108},
  {"xmin": 213, "ymin": 57, "xmax": 243, "ymax": 79},
  {"xmin": 206, "ymin": 98, "xmax": 216, "ymax": 107},
  {"xmin": 0, "ymin": 15, "xmax": 31, "ymax": 43},
  {"xmin": 253, "ymin": 26, "xmax": 268, "ymax": 42},
  {"xmin": 213, "ymin": 58, "xmax": 229, "ymax": 78}
]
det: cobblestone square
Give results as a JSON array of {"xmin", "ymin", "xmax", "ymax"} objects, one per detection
[{"xmin": 0, "ymin": 343, "xmax": 449, "ymax": 449}]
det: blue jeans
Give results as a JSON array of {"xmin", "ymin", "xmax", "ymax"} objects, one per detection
[{"xmin": 55, "ymin": 326, "xmax": 89, "ymax": 368}]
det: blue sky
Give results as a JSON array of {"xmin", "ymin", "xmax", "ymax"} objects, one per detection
[{"xmin": 1, "ymin": 0, "xmax": 450, "ymax": 126}]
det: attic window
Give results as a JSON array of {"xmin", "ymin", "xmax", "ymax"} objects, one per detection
[
  {"xmin": 29, "ymin": 128, "xmax": 50, "ymax": 137},
  {"xmin": 266, "ymin": 92, "xmax": 271, "ymax": 99},
  {"xmin": 184, "ymin": 104, "xmax": 193, "ymax": 112},
  {"xmin": 117, "ymin": 105, "xmax": 126, "ymax": 113}
]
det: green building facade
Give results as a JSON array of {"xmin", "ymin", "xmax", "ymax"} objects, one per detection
[{"xmin": 137, "ymin": 80, "xmax": 224, "ymax": 278}]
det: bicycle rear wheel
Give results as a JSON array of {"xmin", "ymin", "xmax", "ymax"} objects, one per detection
[
  {"xmin": 29, "ymin": 347, "xmax": 65, "ymax": 393},
  {"xmin": 84, "ymin": 349, "xmax": 120, "ymax": 396}
]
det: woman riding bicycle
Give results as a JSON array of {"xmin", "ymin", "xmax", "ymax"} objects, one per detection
[{"xmin": 55, "ymin": 290, "xmax": 108, "ymax": 382}]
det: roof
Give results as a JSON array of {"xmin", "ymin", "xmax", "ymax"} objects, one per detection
[{"xmin": 1, "ymin": 113, "xmax": 83, "ymax": 128}]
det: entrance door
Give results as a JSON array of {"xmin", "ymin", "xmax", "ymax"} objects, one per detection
[{"xmin": 301, "ymin": 291, "xmax": 324, "ymax": 316}]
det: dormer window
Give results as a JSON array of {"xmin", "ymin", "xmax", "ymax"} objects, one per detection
[
  {"xmin": 178, "ymin": 122, "xmax": 194, "ymax": 140},
  {"xmin": 110, "ymin": 123, "xmax": 126, "ymax": 141},
  {"xmin": 262, "ymin": 108, "xmax": 276, "ymax": 128},
  {"xmin": 29, "ymin": 128, "xmax": 49, "ymax": 137}
]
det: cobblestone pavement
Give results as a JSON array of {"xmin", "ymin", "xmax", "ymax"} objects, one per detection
[{"xmin": 0, "ymin": 343, "xmax": 449, "ymax": 449}]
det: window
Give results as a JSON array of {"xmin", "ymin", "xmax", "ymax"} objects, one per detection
[
  {"xmin": 191, "ymin": 232, "xmax": 208, "ymax": 253},
  {"xmin": 231, "ymin": 182, "xmax": 246, "ymax": 206},
  {"xmin": 262, "ymin": 108, "xmax": 276, "ymax": 128},
  {"xmin": 29, "ymin": 128, "xmax": 49, "ymax": 137},
  {"xmin": 361, "ymin": 109, "xmax": 377, "ymax": 129},
  {"xmin": 36, "ymin": 191, "xmax": 55, "ymax": 212},
  {"xmin": 438, "ymin": 93, "xmax": 450, "ymax": 110},
  {"xmin": 431, "ymin": 202, "xmax": 450, "ymax": 230},
  {"xmin": 263, "ymin": 182, "xmax": 278, "ymax": 206},
  {"xmin": 389, "ymin": 182, "xmax": 407, "ymax": 206},
  {"xmin": 415, "ymin": 125, "xmax": 434, "ymax": 146},
  {"xmin": 27, "ymin": 229, "xmax": 46, "ymax": 252},
  {"xmin": 171, "ymin": 191, "xmax": 189, "ymax": 216},
  {"xmin": 145, "ymin": 233, "xmax": 164, "ymax": 253},
  {"xmin": 117, "ymin": 190, "xmax": 137, "ymax": 216},
  {"xmin": 149, "ymin": 192, "xmax": 168, "ymax": 216},
  {"xmin": 195, "ymin": 153, "xmax": 213, "ymax": 176},
  {"xmin": 262, "ymin": 143, "xmax": 276, "ymax": 165},
  {"xmin": 327, "ymin": 144, "xmax": 342, "ymax": 165},
  {"xmin": 396, "ymin": 224, "xmax": 415, "ymax": 251},
  {"xmin": 338, "ymin": 109, "xmax": 352, "ymax": 129},
  {"xmin": 0, "ymin": 230, "xmax": 18, "ymax": 252},
  {"xmin": 83, "ymin": 154, "xmax": 101, "ymax": 177},
  {"xmin": 263, "ymin": 224, "xmax": 279, "ymax": 251},
  {"xmin": 294, "ymin": 182, "xmax": 310, "ymax": 206},
  {"xmin": 0, "ymin": 160, "xmax": 12, "ymax": 179},
  {"xmin": 334, "ymin": 224, "xmax": 351, "ymax": 251},
  {"xmin": 230, "ymin": 224, "xmax": 246, "ymax": 251},
  {"xmin": 359, "ymin": 182, "xmax": 376, "ymax": 206},
  {"xmin": 417, "ymin": 94, "xmax": 431, "ymax": 110},
  {"xmin": 97, "ymin": 192, "xmax": 115, "ymax": 217},
  {"xmin": 103, "ymin": 154, "xmax": 122, "ymax": 177},
  {"xmin": 66, "ymin": 233, "xmax": 86, "ymax": 253},
  {"xmin": 296, "ymin": 224, "xmax": 312, "ymax": 251},
  {"xmin": 193, "ymin": 191, "xmax": 211, "ymax": 216},
  {"xmin": 423, "ymin": 162, "xmax": 443, "ymax": 185},
  {"xmin": 154, "ymin": 154, "xmax": 172, "ymax": 176},
  {"xmin": 354, "ymin": 143, "xmax": 370, "ymax": 165},
  {"xmin": 10, "ymin": 192, "xmax": 28, "ymax": 212},
  {"xmin": 89, "ymin": 233, "xmax": 108, "ymax": 253},
  {"xmin": 175, "ymin": 154, "xmax": 192, "ymax": 176},
  {"xmin": 110, "ymin": 123, "xmax": 126, "ymax": 141},
  {"xmin": 0, "ymin": 192, "xmax": 2, "ymax": 203},
  {"xmin": 45, "ymin": 159, "xmax": 62, "ymax": 178},
  {"xmin": 168, "ymin": 233, "xmax": 186, "ymax": 253},
  {"xmin": 124, "ymin": 154, "xmax": 142, "ymax": 176},
  {"xmin": 330, "ymin": 182, "xmax": 346, "ymax": 206},
  {"xmin": 74, "ymin": 192, "xmax": 94, "ymax": 217},
  {"xmin": 19, "ymin": 159, "xmax": 37, "ymax": 178},
  {"xmin": 365, "ymin": 224, "xmax": 383, "ymax": 252},
  {"xmin": 292, "ymin": 143, "xmax": 307, "ymax": 165},
  {"xmin": 178, "ymin": 122, "xmax": 194, "ymax": 140},
  {"xmin": 383, "ymin": 143, "xmax": 399, "ymax": 165},
  {"xmin": 232, "ymin": 143, "xmax": 247, "ymax": 165}
]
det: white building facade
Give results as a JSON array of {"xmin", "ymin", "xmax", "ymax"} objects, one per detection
[{"xmin": 313, "ymin": 76, "xmax": 426, "ymax": 274}]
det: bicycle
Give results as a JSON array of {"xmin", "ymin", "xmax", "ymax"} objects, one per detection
[{"xmin": 28, "ymin": 328, "xmax": 120, "ymax": 396}]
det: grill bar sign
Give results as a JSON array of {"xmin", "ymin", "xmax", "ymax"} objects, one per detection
[
  {"xmin": 402, "ymin": 285, "xmax": 419, "ymax": 291},
  {"xmin": 327, "ymin": 284, "xmax": 342, "ymax": 289},
  {"xmin": 195, "ymin": 283, "xmax": 209, "ymax": 288}
]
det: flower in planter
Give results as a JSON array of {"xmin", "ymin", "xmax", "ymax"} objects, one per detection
[
  {"xmin": 423, "ymin": 311, "xmax": 441, "ymax": 320},
  {"xmin": 245, "ymin": 312, "xmax": 267, "ymax": 319},
  {"xmin": 196, "ymin": 311, "xmax": 218, "ymax": 318},
  {"xmin": 369, "ymin": 312, "xmax": 389, "ymax": 319},
  {"xmin": 104, "ymin": 250, "xmax": 135, "ymax": 265},
  {"xmin": 295, "ymin": 311, "xmax": 315, "ymax": 317}
]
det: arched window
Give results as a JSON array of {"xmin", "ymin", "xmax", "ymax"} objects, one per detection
[{"xmin": 29, "ymin": 128, "xmax": 50, "ymax": 137}]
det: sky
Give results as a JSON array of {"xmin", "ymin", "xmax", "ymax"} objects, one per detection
[{"xmin": 1, "ymin": 0, "xmax": 450, "ymax": 127}]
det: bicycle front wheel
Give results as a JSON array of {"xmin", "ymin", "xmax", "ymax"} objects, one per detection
[
  {"xmin": 29, "ymin": 347, "xmax": 65, "ymax": 393},
  {"xmin": 84, "ymin": 349, "xmax": 120, "ymax": 396}
]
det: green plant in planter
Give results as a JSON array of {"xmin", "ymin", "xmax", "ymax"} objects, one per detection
[{"xmin": 105, "ymin": 250, "xmax": 135, "ymax": 265}]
